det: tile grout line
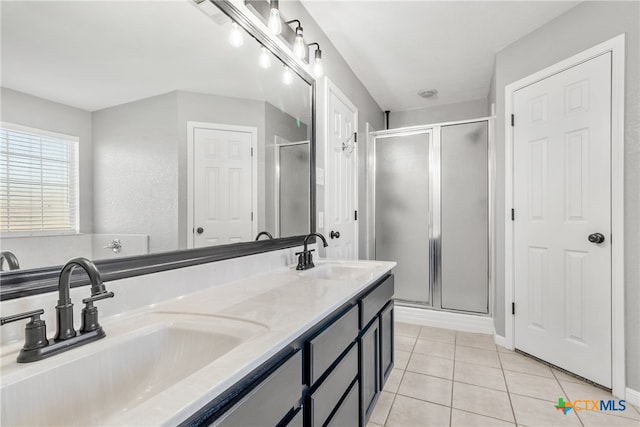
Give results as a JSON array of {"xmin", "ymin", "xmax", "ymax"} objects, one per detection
[
  {"xmin": 553, "ymin": 368, "xmax": 585, "ymax": 427},
  {"xmin": 449, "ymin": 331, "xmax": 458, "ymax": 426},
  {"xmin": 496, "ymin": 345, "xmax": 518, "ymax": 425},
  {"xmin": 382, "ymin": 329, "xmax": 419, "ymax": 427}
]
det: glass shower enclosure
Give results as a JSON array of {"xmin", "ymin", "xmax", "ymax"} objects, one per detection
[{"xmin": 370, "ymin": 118, "xmax": 492, "ymax": 314}]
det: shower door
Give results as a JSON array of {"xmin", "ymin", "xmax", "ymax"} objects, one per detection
[
  {"xmin": 371, "ymin": 119, "xmax": 490, "ymax": 314},
  {"xmin": 439, "ymin": 121, "xmax": 489, "ymax": 313},
  {"xmin": 374, "ymin": 131, "xmax": 431, "ymax": 304},
  {"xmin": 276, "ymin": 141, "xmax": 310, "ymax": 238}
]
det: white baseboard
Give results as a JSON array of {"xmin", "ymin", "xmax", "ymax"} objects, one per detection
[
  {"xmin": 395, "ymin": 305, "xmax": 494, "ymax": 334},
  {"xmin": 626, "ymin": 387, "xmax": 640, "ymax": 406},
  {"xmin": 494, "ymin": 333, "xmax": 511, "ymax": 350}
]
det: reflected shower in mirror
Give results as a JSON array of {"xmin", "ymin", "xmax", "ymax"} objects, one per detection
[{"xmin": 0, "ymin": 0, "xmax": 312, "ymax": 271}]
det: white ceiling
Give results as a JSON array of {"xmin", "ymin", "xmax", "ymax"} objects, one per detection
[
  {"xmin": 1, "ymin": 0, "xmax": 311, "ymax": 122},
  {"xmin": 300, "ymin": 0, "xmax": 581, "ymax": 112}
]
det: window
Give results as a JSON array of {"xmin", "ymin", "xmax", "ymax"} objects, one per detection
[{"xmin": 0, "ymin": 123, "xmax": 79, "ymax": 235}]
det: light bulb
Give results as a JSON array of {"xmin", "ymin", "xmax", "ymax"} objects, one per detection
[
  {"xmin": 229, "ymin": 22, "xmax": 243, "ymax": 47},
  {"xmin": 282, "ymin": 66, "xmax": 294, "ymax": 85},
  {"xmin": 268, "ymin": 8, "xmax": 282, "ymax": 35},
  {"xmin": 312, "ymin": 49, "xmax": 324, "ymax": 78},
  {"xmin": 258, "ymin": 46, "xmax": 272, "ymax": 69},
  {"xmin": 293, "ymin": 27, "xmax": 306, "ymax": 60}
]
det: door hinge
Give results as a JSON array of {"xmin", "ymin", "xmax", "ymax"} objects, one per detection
[
  {"xmin": 354, "ymin": 210, "xmax": 358, "ymax": 220},
  {"xmin": 512, "ymin": 302, "xmax": 515, "ymax": 315},
  {"xmin": 511, "ymin": 208, "xmax": 515, "ymax": 221},
  {"xmin": 251, "ymin": 212, "xmax": 254, "ymax": 221},
  {"xmin": 353, "ymin": 132, "xmax": 358, "ymax": 143},
  {"xmin": 250, "ymin": 147, "xmax": 254, "ymax": 157},
  {"xmin": 511, "ymin": 114, "xmax": 515, "ymax": 127}
]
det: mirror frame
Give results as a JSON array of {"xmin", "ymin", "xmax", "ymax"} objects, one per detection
[{"xmin": 0, "ymin": 0, "xmax": 316, "ymax": 301}]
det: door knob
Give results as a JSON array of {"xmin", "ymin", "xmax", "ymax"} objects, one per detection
[
  {"xmin": 588, "ymin": 233, "xmax": 605, "ymax": 244},
  {"xmin": 330, "ymin": 230, "xmax": 340, "ymax": 239},
  {"xmin": 196, "ymin": 227, "xmax": 204, "ymax": 234}
]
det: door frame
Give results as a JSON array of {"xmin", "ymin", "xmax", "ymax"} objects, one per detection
[
  {"xmin": 186, "ymin": 121, "xmax": 258, "ymax": 249},
  {"xmin": 504, "ymin": 34, "xmax": 625, "ymax": 397},
  {"xmin": 318, "ymin": 77, "xmax": 359, "ymax": 258}
]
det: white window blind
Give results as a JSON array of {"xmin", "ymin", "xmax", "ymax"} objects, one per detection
[{"xmin": 0, "ymin": 124, "xmax": 79, "ymax": 234}]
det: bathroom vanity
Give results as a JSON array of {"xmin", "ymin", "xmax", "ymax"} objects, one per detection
[
  {"xmin": 0, "ymin": 0, "xmax": 395, "ymax": 424},
  {"xmin": 0, "ymin": 259, "xmax": 395, "ymax": 426}
]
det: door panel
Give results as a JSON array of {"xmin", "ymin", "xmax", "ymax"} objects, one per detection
[
  {"xmin": 194, "ymin": 127, "xmax": 253, "ymax": 247},
  {"xmin": 513, "ymin": 52, "xmax": 612, "ymax": 387},
  {"xmin": 325, "ymin": 83, "xmax": 358, "ymax": 260},
  {"xmin": 440, "ymin": 121, "xmax": 489, "ymax": 313},
  {"xmin": 375, "ymin": 132, "xmax": 430, "ymax": 304}
]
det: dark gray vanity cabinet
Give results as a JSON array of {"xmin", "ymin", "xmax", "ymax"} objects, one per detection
[
  {"xmin": 358, "ymin": 274, "xmax": 395, "ymax": 425},
  {"xmin": 360, "ymin": 318, "xmax": 380, "ymax": 422},
  {"xmin": 190, "ymin": 273, "xmax": 394, "ymax": 427},
  {"xmin": 380, "ymin": 301, "xmax": 395, "ymax": 383},
  {"xmin": 304, "ymin": 305, "xmax": 360, "ymax": 427},
  {"xmin": 214, "ymin": 351, "xmax": 302, "ymax": 427},
  {"xmin": 285, "ymin": 408, "xmax": 303, "ymax": 427},
  {"xmin": 325, "ymin": 379, "xmax": 360, "ymax": 427}
]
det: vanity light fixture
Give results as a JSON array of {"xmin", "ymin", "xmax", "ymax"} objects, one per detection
[
  {"xmin": 258, "ymin": 46, "xmax": 272, "ymax": 69},
  {"xmin": 293, "ymin": 27, "xmax": 306, "ymax": 60},
  {"xmin": 282, "ymin": 66, "xmax": 294, "ymax": 85},
  {"xmin": 229, "ymin": 21, "xmax": 244, "ymax": 47},
  {"xmin": 307, "ymin": 42, "xmax": 324, "ymax": 78},
  {"xmin": 267, "ymin": 0, "xmax": 282, "ymax": 35},
  {"xmin": 286, "ymin": 20, "xmax": 306, "ymax": 60}
]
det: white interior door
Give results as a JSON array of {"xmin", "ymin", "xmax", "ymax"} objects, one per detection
[
  {"xmin": 513, "ymin": 52, "xmax": 612, "ymax": 387},
  {"xmin": 325, "ymin": 81, "xmax": 358, "ymax": 260},
  {"xmin": 192, "ymin": 126, "xmax": 254, "ymax": 247}
]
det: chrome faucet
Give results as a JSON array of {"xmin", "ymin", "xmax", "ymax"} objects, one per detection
[
  {"xmin": 0, "ymin": 250, "xmax": 20, "ymax": 271},
  {"xmin": 296, "ymin": 233, "xmax": 328, "ymax": 270},
  {"xmin": 255, "ymin": 231, "xmax": 274, "ymax": 240},
  {"xmin": 0, "ymin": 257, "xmax": 114, "ymax": 363}
]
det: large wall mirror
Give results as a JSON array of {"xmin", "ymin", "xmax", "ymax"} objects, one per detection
[{"xmin": 0, "ymin": 0, "xmax": 315, "ymax": 294}]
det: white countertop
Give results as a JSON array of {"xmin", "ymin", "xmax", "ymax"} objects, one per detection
[{"xmin": 0, "ymin": 259, "xmax": 395, "ymax": 426}]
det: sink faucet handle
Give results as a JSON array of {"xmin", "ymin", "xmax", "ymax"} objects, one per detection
[
  {"xmin": 0, "ymin": 309, "xmax": 48, "ymax": 351},
  {"xmin": 0, "ymin": 309, "xmax": 44, "ymax": 325},
  {"xmin": 80, "ymin": 291, "xmax": 114, "ymax": 333},
  {"xmin": 81, "ymin": 291, "xmax": 115, "ymax": 305}
]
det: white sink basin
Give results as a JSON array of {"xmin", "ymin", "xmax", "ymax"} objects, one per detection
[
  {"xmin": 298, "ymin": 261, "xmax": 382, "ymax": 281},
  {"xmin": 0, "ymin": 312, "xmax": 268, "ymax": 426}
]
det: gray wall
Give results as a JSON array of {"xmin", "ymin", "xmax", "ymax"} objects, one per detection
[
  {"xmin": 92, "ymin": 92, "xmax": 179, "ymax": 253},
  {"xmin": 490, "ymin": 1, "xmax": 639, "ymax": 389},
  {"xmin": 264, "ymin": 102, "xmax": 309, "ymax": 236},
  {"xmin": 93, "ymin": 90, "xmax": 271, "ymax": 251},
  {"xmin": 389, "ymin": 98, "xmax": 489, "ymax": 129},
  {"xmin": 1, "ymin": 87, "xmax": 94, "ymax": 233},
  {"xmin": 176, "ymin": 90, "xmax": 266, "ymax": 247},
  {"xmin": 282, "ymin": 1, "xmax": 386, "ymax": 258}
]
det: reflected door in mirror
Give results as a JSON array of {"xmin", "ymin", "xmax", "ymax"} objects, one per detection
[{"xmin": 193, "ymin": 127, "xmax": 256, "ymax": 247}]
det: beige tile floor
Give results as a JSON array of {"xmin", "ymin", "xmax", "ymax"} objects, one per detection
[{"xmin": 367, "ymin": 321, "xmax": 640, "ymax": 427}]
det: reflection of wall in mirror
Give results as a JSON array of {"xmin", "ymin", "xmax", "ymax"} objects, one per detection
[{"xmin": 1, "ymin": 87, "xmax": 311, "ymax": 265}]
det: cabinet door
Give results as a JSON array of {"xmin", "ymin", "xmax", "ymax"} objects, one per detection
[
  {"xmin": 284, "ymin": 407, "xmax": 303, "ymax": 427},
  {"xmin": 360, "ymin": 318, "xmax": 380, "ymax": 423},
  {"xmin": 214, "ymin": 351, "xmax": 302, "ymax": 427},
  {"xmin": 379, "ymin": 301, "xmax": 394, "ymax": 385},
  {"xmin": 306, "ymin": 344, "xmax": 358, "ymax": 427},
  {"xmin": 326, "ymin": 380, "xmax": 359, "ymax": 427}
]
